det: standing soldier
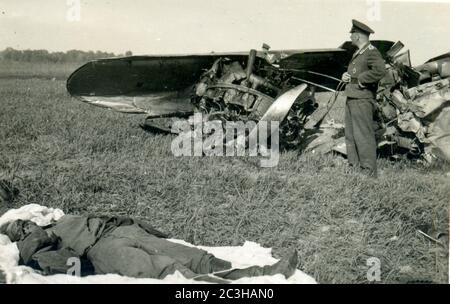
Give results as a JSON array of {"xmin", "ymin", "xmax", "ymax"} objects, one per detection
[{"xmin": 341, "ymin": 19, "xmax": 387, "ymax": 178}]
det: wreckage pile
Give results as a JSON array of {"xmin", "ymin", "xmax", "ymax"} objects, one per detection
[
  {"xmin": 373, "ymin": 55, "xmax": 450, "ymax": 163},
  {"xmin": 190, "ymin": 43, "xmax": 450, "ymax": 163},
  {"xmin": 67, "ymin": 38, "xmax": 449, "ymax": 163},
  {"xmin": 191, "ymin": 50, "xmax": 317, "ymax": 148}
]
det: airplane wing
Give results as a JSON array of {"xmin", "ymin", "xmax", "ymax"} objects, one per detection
[{"xmin": 66, "ymin": 40, "xmax": 394, "ymax": 115}]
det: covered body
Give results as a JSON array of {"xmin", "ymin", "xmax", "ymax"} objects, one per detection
[{"xmin": 1, "ymin": 215, "xmax": 297, "ymax": 281}]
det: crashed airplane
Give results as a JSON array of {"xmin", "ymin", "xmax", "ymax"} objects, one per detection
[{"xmin": 66, "ymin": 41, "xmax": 450, "ymax": 163}]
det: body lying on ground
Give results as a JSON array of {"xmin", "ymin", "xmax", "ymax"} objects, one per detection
[{"xmin": 0, "ymin": 215, "xmax": 297, "ymax": 283}]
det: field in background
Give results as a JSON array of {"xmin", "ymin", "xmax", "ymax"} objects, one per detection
[
  {"xmin": 0, "ymin": 60, "xmax": 83, "ymax": 79},
  {"xmin": 0, "ymin": 68, "xmax": 448, "ymax": 283}
]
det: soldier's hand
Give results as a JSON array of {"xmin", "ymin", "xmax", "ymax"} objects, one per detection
[{"xmin": 341, "ymin": 72, "xmax": 351, "ymax": 83}]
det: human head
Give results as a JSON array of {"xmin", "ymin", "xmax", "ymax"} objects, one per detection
[
  {"xmin": 0, "ymin": 219, "xmax": 39, "ymax": 242},
  {"xmin": 349, "ymin": 19, "xmax": 374, "ymax": 47},
  {"xmin": 350, "ymin": 30, "xmax": 370, "ymax": 47}
]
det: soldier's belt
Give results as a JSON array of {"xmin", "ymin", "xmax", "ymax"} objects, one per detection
[{"xmin": 350, "ymin": 78, "xmax": 377, "ymax": 90}]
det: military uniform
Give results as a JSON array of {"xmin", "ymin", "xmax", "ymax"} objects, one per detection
[
  {"xmin": 344, "ymin": 20, "xmax": 386, "ymax": 176},
  {"xmin": 1, "ymin": 216, "xmax": 298, "ymax": 281}
]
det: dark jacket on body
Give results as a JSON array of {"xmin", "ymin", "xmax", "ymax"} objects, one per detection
[{"xmin": 345, "ymin": 42, "xmax": 387, "ymax": 99}]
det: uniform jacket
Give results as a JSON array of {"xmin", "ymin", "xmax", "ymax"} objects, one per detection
[
  {"xmin": 14, "ymin": 215, "xmax": 168, "ymax": 275},
  {"xmin": 345, "ymin": 42, "xmax": 387, "ymax": 99}
]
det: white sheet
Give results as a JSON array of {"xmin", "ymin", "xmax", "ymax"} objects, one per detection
[{"xmin": 0, "ymin": 204, "xmax": 316, "ymax": 284}]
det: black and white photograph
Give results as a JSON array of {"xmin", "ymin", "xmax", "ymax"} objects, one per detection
[{"xmin": 0, "ymin": 0, "xmax": 448, "ymax": 291}]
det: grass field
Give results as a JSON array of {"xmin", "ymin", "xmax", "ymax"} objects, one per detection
[
  {"xmin": 0, "ymin": 74, "xmax": 448, "ymax": 283},
  {"xmin": 0, "ymin": 60, "xmax": 82, "ymax": 80}
]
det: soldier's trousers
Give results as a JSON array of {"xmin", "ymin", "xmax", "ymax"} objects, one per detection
[
  {"xmin": 345, "ymin": 97, "xmax": 377, "ymax": 175},
  {"xmin": 86, "ymin": 224, "xmax": 296, "ymax": 281},
  {"xmin": 87, "ymin": 225, "xmax": 231, "ymax": 279}
]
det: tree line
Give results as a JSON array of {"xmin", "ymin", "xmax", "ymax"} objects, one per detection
[{"xmin": 0, "ymin": 48, "xmax": 133, "ymax": 63}]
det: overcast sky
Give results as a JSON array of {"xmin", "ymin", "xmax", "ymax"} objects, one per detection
[{"xmin": 0, "ymin": 0, "xmax": 448, "ymax": 64}]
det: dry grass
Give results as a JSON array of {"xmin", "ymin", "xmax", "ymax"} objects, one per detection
[{"xmin": 0, "ymin": 75, "xmax": 448, "ymax": 284}]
